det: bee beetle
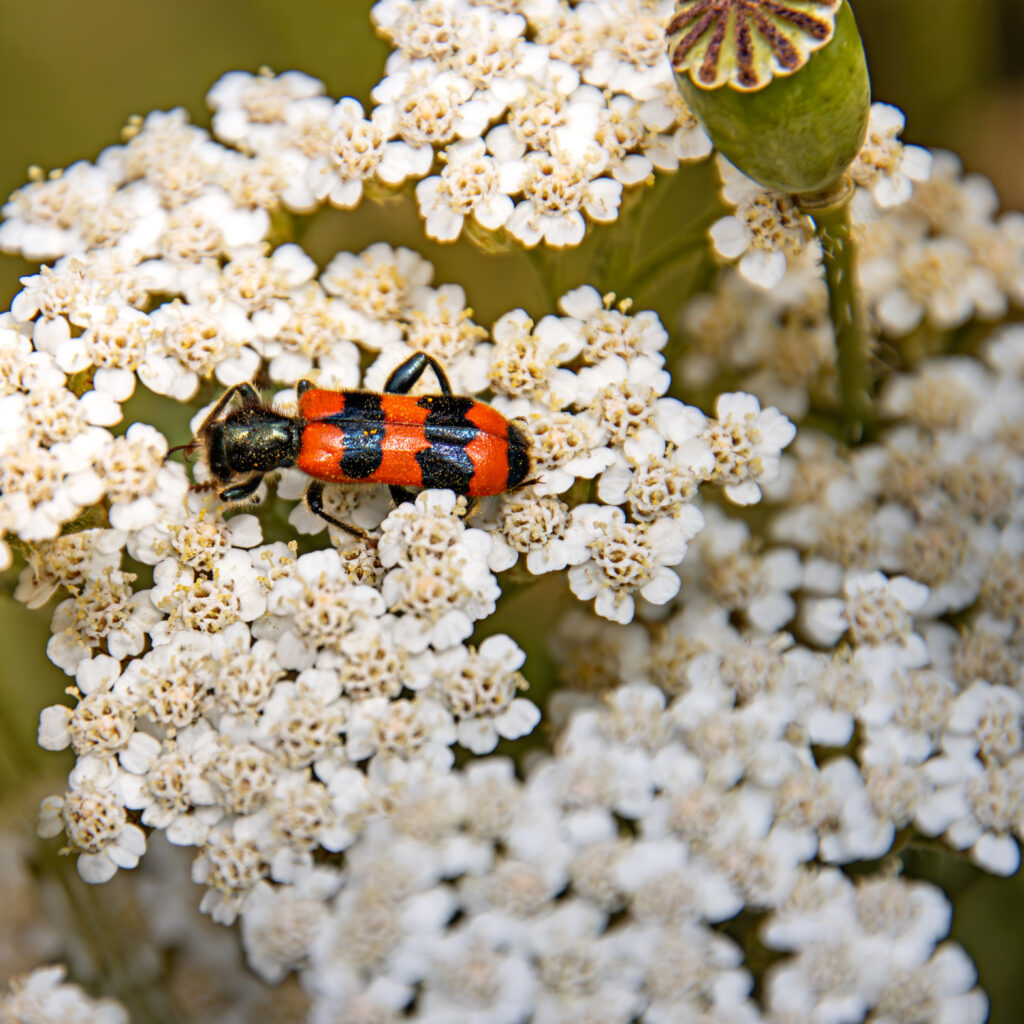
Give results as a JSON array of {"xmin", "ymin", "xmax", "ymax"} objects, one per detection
[{"xmin": 170, "ymin": 352, "xmax": 531, "ymax": 537}]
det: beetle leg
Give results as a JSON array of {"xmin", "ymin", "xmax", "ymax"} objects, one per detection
[
  {"xmin": 199, "ymin": 382, "xmax": 262, "ymax": 430},
  {"xmin": 219, "ymin": 475, "xmax": 265, "ymax": 504},
  {"xmin": 461, "ymin": 497, "xmax": 480, "ymax": 523},
  {"xmin": 388, "ymin": 485, "xmax": 417, "ymax": 508},
  {"xmin": 305, "ymin": 481, "xmax": 372, "ymax": 541},
  {"xmin": 166, "ymin": 440, "xmax": 198, "ymax": 460},
  {"xmin": 384, "ymin": 352, "xmax": 453, "ymax": 397}
]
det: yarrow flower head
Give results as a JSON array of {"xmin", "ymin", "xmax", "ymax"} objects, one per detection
[
  {"xmin": 0, "ymin": 966, "xmax": 130, "ymax": 1023},
  {"xmin": 849, "ymin": 102, "xmax": 933, "ymax": 210},
  {"xmin": 367, "ymin": 0, "xmax": 713, "ymax": 247},
  {"xmin": 710, "ymin": 157, "xmax": 819, "ymax": 289}
]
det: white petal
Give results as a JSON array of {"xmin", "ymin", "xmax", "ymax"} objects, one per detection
[
  {"xmin": 37, "ymin": 706, "xmax": 72, "ymax": 751},
  {"xmin": 640, "ymin": 566, "xmax": 681, "ymax": 606},
  {"xmin": 594, "ymin": 588, "xmax": 634, "ymax": 624},
  {"xmin": 738, "ymin": 249, "xmax": 788, "ymax": 289},
  {"xmin": 496, "ymin": 698, "xmax": 541, "ymax": 740},
  {"xmin": 543, "ymin": 211, "xmax": 586, "ymax": 247},
  {"xmin": 77, "ymin": 852, "xmax": 118, "ymax": 883},
  {"xmin": 79, "ymin": 390, "xmax": 123, "ymax": 426},
  {"xmin": 971, "ymin": 832, "xmax": 1020, "ymax": 876},
  {"xmin": 709, "ymin": 216, "xmax": 748, "ymax": 259}
]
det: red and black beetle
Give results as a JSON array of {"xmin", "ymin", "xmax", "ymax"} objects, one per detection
[{"xmin": 170, "ymin": 352, "xmax": 531, "ymax": 536}]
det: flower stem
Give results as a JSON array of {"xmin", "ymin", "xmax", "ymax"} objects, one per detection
[
  {"xmin": 802, "ymin": 183, "xmax": 874, "ymax": 443},
  {"xmin": 525, "ymin": 246, "xmax": 560, "ymax": 309},
  {"xmin": 43, "ymin": 848, "xmax": 184, "ymax": 1024},
  {"xmin": 624, "ymin": 218, "xmax": 713, "ymax": 298}
]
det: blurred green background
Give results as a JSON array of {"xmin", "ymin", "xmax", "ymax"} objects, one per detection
[{"xmin": 0, "ymin": 0, "xmax": 1022, "ymax": 1020}]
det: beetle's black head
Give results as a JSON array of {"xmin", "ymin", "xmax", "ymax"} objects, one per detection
[{"xmin": 205, "ymin": 407, "xmax": 302, "ymax": 482}]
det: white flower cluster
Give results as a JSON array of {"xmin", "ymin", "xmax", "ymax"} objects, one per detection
[
  {"xmin": 708, "ymin": 155, "xmax": 822, "ymax": 290},
  {"xmin": 16, "ymin": 263, "xmax": 795, "ymax": 912},
  {"xmin": 0, "ymin": 3, "xmax": 1021, "ymax": 1019},
  {"xmin": 552, "ymin": 328, "xmax": 1024, "ymax": 889},
  {"xmin": 0, "ymin": 50, "xmax": 793, "ymax": 907},
  {"xmin": 0, "ymin": 1, "xmax": 710, "ymax": 260},
  {"xmin": 757, "ymin": 329, "xmax": 1024, "ymax": 878},
  {"xmin": 685, "ymin": 106, "xmax": 1024, "ymax": 419},
  {"xmin": 1, "ymin": 191, "xmax": 795, "ymax": 618},
  {"xmin": 0, "ymin": 966, "xmax": 128, "ymax": 1024},
  {"xmin": 238, "ymin": 649, "xmax": 988, "ymax": 1022},
  {"xmin": 0, "ymin": 762, "xmax": 988, "ymax": 1024},
  {"xmin": 859, "ymin": 144, "xmax": 1024, "ymax": 338},
  {"xmin": 481, "ymin": 284, "xmax": 795, "ymax": 622},
  {"xmin": 373, "ymin": 0, "xmax": 712, "ymax": 245},
  {"xmin": 0, "ymin": 313, "xmax": 184, "ymax": 569},
  {"xmin": 17, "ymin": 330, "xmax": 1018, "ymax": 1016},
  {"xmin": 707, "ymin": 103, "xmax": 938, "ymax": 292},
  {"xmin": 31, "ymin": 500, "xmax": 539, "ymax": 895}
]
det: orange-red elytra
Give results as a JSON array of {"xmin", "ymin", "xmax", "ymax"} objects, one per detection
[{"xmin": 169, "ymin": 352, "xmax": 531, "ymax": 538}]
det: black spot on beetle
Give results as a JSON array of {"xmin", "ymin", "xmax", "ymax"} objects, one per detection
[
  {"xmin": 417, "ymin": 444, "xmax": 475, "ymax": 492},
  {"xmin": 325, "ymin": 392, "xmax": 386, "ymax": 479}
]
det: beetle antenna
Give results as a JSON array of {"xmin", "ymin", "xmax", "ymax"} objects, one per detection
[{"xmin": 166, "ymin": 441, "xmax": 197, "ymax": 461}]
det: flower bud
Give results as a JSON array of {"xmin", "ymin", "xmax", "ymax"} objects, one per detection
[{"xmin": 667, "ymin": 0, "xmax": 870, "ymax": 196}]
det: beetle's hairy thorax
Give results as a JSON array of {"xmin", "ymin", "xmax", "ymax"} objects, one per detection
[{"xmin": 206, "ymin": 407, "xmax": 302, "ymax": 481}]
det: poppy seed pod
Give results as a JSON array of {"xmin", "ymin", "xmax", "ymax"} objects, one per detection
[{"xmin": 667, "ymin": 0, "xmax": 871, "ymax": 196}]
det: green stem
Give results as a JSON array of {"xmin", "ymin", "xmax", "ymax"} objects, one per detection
[
  {"xmin": 807, "ymin": 189, "xmax": 874, "ymax": 443},
  {"xmin": 623, "ymin": 219, "xmax": 713, "ymax": 297},
  {"xmin": 525, "ymin": 247, "xmax": 559, "ymax": 310},
  {"xmin": 42, "ymin": 848, "xmax": 184, "ymax": 1024},
  {"xmin": 493, "ymin": 570, "xmax": 546, "ymax": 602},
  {"xmin": 0, "ymin": 694, "xmax": 42, "ymax": 788}
]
